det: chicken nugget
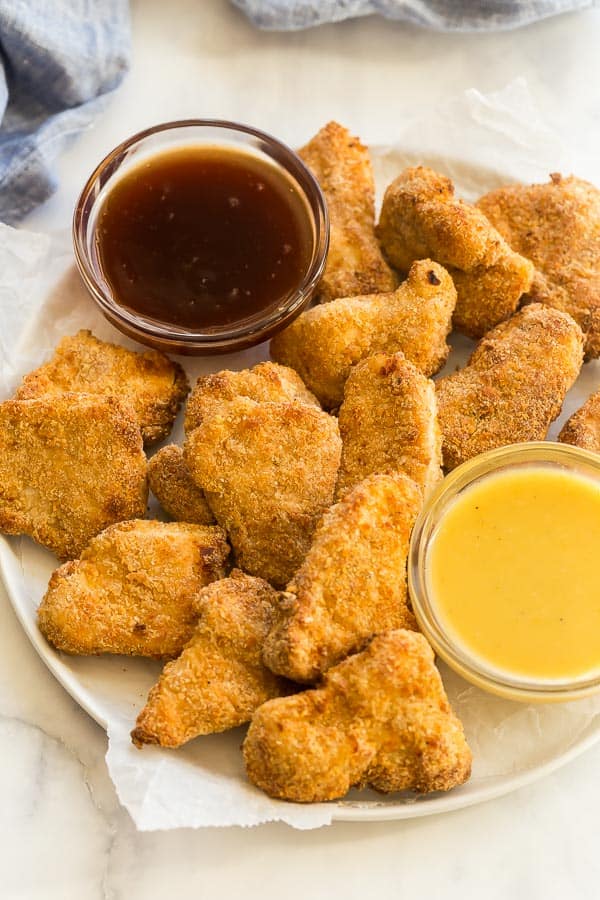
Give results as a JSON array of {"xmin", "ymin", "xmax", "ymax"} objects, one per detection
[
  {"xmin": 270, "ymin": 259, "xmax": 456, "ymax": 409},
  {"xmin": 437, "ymin": 304, "xmax": 583, "ymax": 471},
  {"xmin": 245, "ymin": 630, "xmax": 471, "ymax": 802},
  {"xmin": 184, "ymin": 360, "xmax": 319, "ymax": 433},
  {"xmin": 478, "ymin": 174, "xmax": 600, "ymax": 358},
  {"xmin": 263, "ymin": 474, "xmax": 421, "ymax": 684},
  {"xmin": 377, "ymin": 166, "xmax": 534, "ymax": 338},
  {"xmin": 559, "ymin": 389, "xmax": 600, "ymax": 452},
  {"xmin": 0, "ymin": 394, "xmax": 148, "ymax": 559},
  {"xmin": 15, "ymin": 329, "xmax": 189, "ymax": 445},
  {"xmin": 148, "ymin": 445, "xmax": 214, "ymax": 525},
  {"xmin": 335, "ymin": 352, "xmax": 442, "ymax": 499},
  {"xmin": 131, "ymin": 570, "xmax": 289, "ymax": 748},
  {"xmin": 184, "ymin": 398, "xmax": 341, "ymax": 588},
  {"xmin": 38, "ymin": 520, "xmax": 229, "ymax": 658},
  {"xmin": 299, "ymin": 121, "xmax": 396, "ymax": 303}
]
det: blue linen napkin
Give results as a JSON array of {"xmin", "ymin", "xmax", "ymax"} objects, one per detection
[
  {"xmin": 0, "ymin": 0, "xmax": 130, "ymax": 224},
  {"xmin": 233, "ymin": 0, "xmax": 598, "ymax": 31}
]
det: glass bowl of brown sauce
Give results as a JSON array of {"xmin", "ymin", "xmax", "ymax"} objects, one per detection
[{"xmin": 73, "ymin": 120, "xmax": 328, "ymax": 354}]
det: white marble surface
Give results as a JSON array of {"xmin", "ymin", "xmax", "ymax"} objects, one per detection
[{"xmin": 4, "ymin": 0, "xmax": 600, "ymax": 896}]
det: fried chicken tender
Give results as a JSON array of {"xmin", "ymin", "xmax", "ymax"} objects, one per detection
[
  {"xmin": 559, "ymin": 389, "xmax": 600, "ymax": 452},
  {"xmin": 377, "ymin": 166, "xmax": 534, "ymax": 338},
  {"xmin": 263, "ymin": 474, "xmax": 421, "ymax": 684},
  {"xmin": 245, "ymin": 630, "xmax": 472, "ymax": 802},
  {"xmin": 437, "ymin": 304, "xmax": 584, "ymax": 471},
  {"xmin": 478, "ymin": 174, "xmax": 600, "ymax": 358},
  {"xmin": 184, "ymin": 360, "xmax": 319, "ymax": 433},
  {"xmin": 184, "ymin": 398, "xmax": 342, "ymax": 587},
  {"xmin": 335, "ymin": 352, "xmax": 442, "ymax": 500},
  {"xmin": 0, "ymin": 395, "xmax": 148, "ymax": 560},
  {"xmin": 38, "ymin": 520, "xmax": 229, "ymax": 658},
  {"xmin": 15, "ymin": 329, "xmax": 189, "ymax": 445},
  {"xmin": 131, "ymin": 570, "xmax": 289, "ymax": 748},
  {"xmin": 298, "ymin": 121, "xmax": 396, "ymax": 303},
  {"xmin": 148, "ymin": 445, "xmax": 214, "ymax": 525},
  {"xmin": 270, "ymin": 259, "xmax": 456, "ymax": 409}
]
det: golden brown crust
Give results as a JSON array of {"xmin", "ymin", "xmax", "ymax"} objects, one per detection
[
  {"xmin": 245, "ymin": 630, "xmax": 472, "ymax": 802},
  {"xmin": 335, "ymin": 352, "xmax": 442, "ymax": 500},
  {"xmin": 299, "ymin": 121, "xmax": 396, "ymax": 302},
  {"xmin": 184, "ymin": 360, "xmax": 320, "ymax": 433},
  {"xmin": 270, "ymin": 259, "xmax": 456, "ymax": 409},
  {"xmin": 478, "ymin": 174, "xmax": 600, "ymax": 358},
  {"xmin": 131, "ymin": 570, "xmax": 290, "ymax": 748},
  {"xmin": 558, "ymin": 390, "xmax": 600, "ymax": 451},
  {"xmin": 37, "ymin": 520, "xmax": 229, "ymax": 658},
  {"xmin": 184, "ymin": 397, "xmax": 342, "ymax": 587},
  {"xmin": 437, "ymin": 303, "xmax": 584, "ymax": 470},
  {"xmin": 148, "ymin": 445, "xmax": 215, "ymax": 525},
  {"xmin": 377, "ymin": 166, "xmax": 534, "ymax": 338},
  {"xmin": 262, "ymin": 474, "xmax": 421, "ymax": 683},
  {"xmin": 0, "ymin": 394, "xmax": 148, "ymax": 560},
  {"xmin": 15, "ymin": 329, "xmax": 189, "ymax": 445}
]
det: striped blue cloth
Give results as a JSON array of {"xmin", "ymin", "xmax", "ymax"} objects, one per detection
[
  {"xmin": 233, "ymin": 0, "xmax": 598, "ymax": 31},
  {"xmin": 0, "ymin": 0, "xmax": 130, "ymax": 224}
]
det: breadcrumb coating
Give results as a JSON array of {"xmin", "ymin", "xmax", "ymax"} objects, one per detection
[
  {"xmin": 262, "ymin": 474, "xmax": 421, "ymax": 683},
  {"xmin": 131, "ymin": 570, "xmax": 290, "ymax": 748},
  {"xmin": 38, "ymin": 520, "xmax": 229, "ymax": 658},
  {"xmin": 148, "ymin": 445, "xmax": 215, "ymax": 525},
  {"xmin": 0, "ymin": 394, "xmax": 148, "ymax": 560},
  {"xmin": 245, "ymin": 630, "xmax": 472, "ymax": 802},
  {"xmin": 270, "ymin": 259, "xmax": 456, "ymax": 409},
  {"xmin": 559, "ymin": 389, "xmax": 600, "ymax": 452}
]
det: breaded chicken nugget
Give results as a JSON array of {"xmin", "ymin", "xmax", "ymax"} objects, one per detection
[
  {"xmin": 478, "ymin": 174, "xmax": 600, "ymax": 358},
  {"xmin": 148, "ymin": 445, "xmax": 214, "ymax": 525},
  {"xmin": 245, "ymin": 630, "xmax": 472, "ymax": 802},
  {"xmin": 131, "ymin": 570, "xmax": 289, "ymax": 748},
  {"xmin": 263, "ymin": 474, "xmax": 421, "ymax": 684},
  {"xmin": 559, "ymin": 389, "xmax": 600, "ymax": 452},
  {"xmin": 184, "ymin": 398, "xmax": 341, "ymax": 587},
  {"xmin": 184, "ymin": 360, "xmax": 319, "ymax": 433},
  {"xmin": 299, "ymin": 121, "xmax": 396, "ymax": 303},
  {"xmin": 38, "ymin": 520, "xmax": 229, "ymax": 658},
  {"xmin": 335, "ymin": 352, "xmax": 442, "ymax": 500},
  {"xmin": 437, "ymin": 304, "xmax": 583, "ymax": 471},
  {"xmin": 377, "ymin": 166, "xmax": 534, "ymax": 338},
  {"xmin": 0, "ymin": 395, "xmax": 147, "ymax": 560},
  {"xmin": 270, "ymin": 259, "xmax": 456, "ymax": 409},
  {"xmin": 15, "ymin": 329, "xmax": 189, "ymax": 445}
]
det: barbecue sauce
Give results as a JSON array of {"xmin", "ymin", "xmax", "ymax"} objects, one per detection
[{"xmin": 95, "ymin": 146, "xmax": 314, "ymax": 330}]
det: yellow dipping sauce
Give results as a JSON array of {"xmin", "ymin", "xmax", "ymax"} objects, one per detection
[{"xmin": 427, "ymin": 466, "xmax": 600, "ymax": 684}]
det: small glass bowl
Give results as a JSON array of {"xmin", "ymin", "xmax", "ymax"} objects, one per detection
[
  {"xmin": 73, "ymin": 120, "xmax": 329, "ymax": 355},
  {"xmin": 408, "ymin": 441, "xmax": 600, "ymax": 703}
]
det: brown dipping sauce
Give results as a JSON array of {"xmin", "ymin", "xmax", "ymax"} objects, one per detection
[{"xmin": 95, "ymin": 146, "xmax": 314, "ymax": 330}]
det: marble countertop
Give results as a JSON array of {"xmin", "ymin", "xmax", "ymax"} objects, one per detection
[{"xmin": 5, "ymin": 1, "xmax": 600, "ymax": 896}]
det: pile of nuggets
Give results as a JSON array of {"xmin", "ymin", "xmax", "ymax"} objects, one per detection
[{"xmin": 2, "ymin": 120, "xmax": 599, "ymax": 805}]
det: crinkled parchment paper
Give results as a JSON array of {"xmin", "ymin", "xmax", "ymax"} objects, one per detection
[{"xmin": 1, "ymin": 80, "xmax": 600, "ymax": 830}]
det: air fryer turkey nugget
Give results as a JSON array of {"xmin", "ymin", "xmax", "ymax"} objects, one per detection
[
  {"xmin": 478, "ymin": 174, "xmax": 600, "ymax": 358},
  {"xmin": 437, "ymin": 303, "xmax": 584, "ymax": 471},
  {"xmin": 38, "ymin": 520, "xmax": 229, "ymax": 659},
  {"xmin": 184, "ymin": 360, "xmax": 319, "ymax": 433},
  {"xmin": 377, "ymin": 166, "xmax": 534, "ymax": 338},
  {"xmin": 559, "ymin": 389, "xmax": 600, "ymax": 452},
  {"xmin": 245, "ymin": 630, "xmax": 472, "ymax": 803},
  {"xmin": 0, "ymin": 394, "xmax": 148, "ymax": 560},
  {"xmin": 335, "ymin": 352, "xmax": 442, "ymax": 500},
  {"xmin": 263, "ymin": 474, "xmax": 421, "ymax": 684},
  {"xmin": 131, "ymin": 570, "xmax": 289, "ymax": 748},
  {"xmin": 15, "ymin": 329, "xmax": 189, "ymax": 445},
  {"xmin": 270, "ymin": 259, "xmax": 456, "ymax": 409},
  {"xmin": 184, "ymin": 397, "xmax": 341, "ymax": 588},
  {"xmin": 298, "ymin": 121, "xmax": 396, "ymax": 303},
  {"xmin": 148, "ymin": 445, "xmax": 215, "ymax": 525}
]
